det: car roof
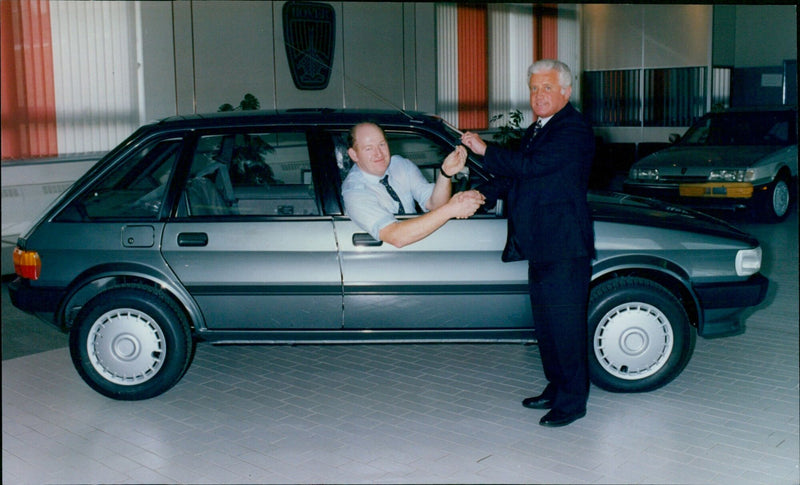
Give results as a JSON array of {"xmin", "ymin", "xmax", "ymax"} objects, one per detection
[
  {"xmin": 146, "ymin": 109, "xmax": 447, "ymax": 132},
  {"xmin": 707, "ymin": 105, "xmax": 797, "ymax": 115}
]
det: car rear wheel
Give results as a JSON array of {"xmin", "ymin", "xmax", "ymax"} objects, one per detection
[
  {"xmin": 755, "ymin": 174, "xmax": 791, "ymax": 222},
  {"xmin": 588, "ymin": 277, "xmax": 695, "ymax": 392},
  {"xmin": 69, "ymin": 285, "xmax": 192, "ymax": 400}
]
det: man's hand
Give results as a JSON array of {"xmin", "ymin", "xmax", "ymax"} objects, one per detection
[
  {"xmin": 460, "ymin": 131, "xmax": 487, "ymax": 156},
  {"xmin": 441, "ymin": 145, "xmax": 468, "ymax": 177},
  {"xmin": 446, "ymin": 189, "xmax": 485, "ymax": 219}
]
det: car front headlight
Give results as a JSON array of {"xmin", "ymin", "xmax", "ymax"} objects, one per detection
[
  {"xmin": 631, "ymin": 168, "xmax": 659, "ymax": 181},
  {"xmin": 735, "ymin": 247, "xmax": 762, "ymax": 276},
  {"xmin": 709, "ymin": 169, "xmax": 749, "ymax": 182}
]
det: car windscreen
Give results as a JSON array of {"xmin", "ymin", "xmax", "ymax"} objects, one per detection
[{"xmin": 679, "ymin": 111, "xmax": 796, "ymax": 146}]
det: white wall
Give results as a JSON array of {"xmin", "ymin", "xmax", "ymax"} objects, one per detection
[
  {"xmin": 139, "ymin": 1, "xmax": 436, "ymax": 119},
  {"xmin": 733, "ymin": 5, "xmax": 796, "ymax": 68},
  {"xmin": 582, "ymin": 4, "xmax": 713, "ymax": 144}
]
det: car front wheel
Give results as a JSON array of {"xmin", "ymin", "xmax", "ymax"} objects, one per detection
[
  {"xmin": 69, "ymin": 285, "xmax": 193, "ymax": 400},
  {"xmin": 588, "ymin": 277, "xmax": 695, "ymax": 392},
  {"xmin": 755, "ymin": 174, "xmax": 791, "ymax": 222}
]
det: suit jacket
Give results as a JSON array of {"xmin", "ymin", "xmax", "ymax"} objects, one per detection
[{"xmin": 482, "ymin": 103, "xmax": 595, "ymax": 264}]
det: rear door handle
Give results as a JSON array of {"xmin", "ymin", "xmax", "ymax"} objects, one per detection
[
  {"xmin": 177, "ymin": 232, "xmax": 208, "ymax": 247},
  {"xmin": 352, "ymin": 233, "xmax": 383, "ymax": 247}
]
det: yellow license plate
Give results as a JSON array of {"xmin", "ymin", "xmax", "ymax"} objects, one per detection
[{"xmin": 679, "ymin": 182, "xmax": 753, "ymax": 198}]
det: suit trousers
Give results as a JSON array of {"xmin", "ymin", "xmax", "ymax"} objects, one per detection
[{"xmin": 528, "ymin": 256, "xmax": 592, "ymax": 413}]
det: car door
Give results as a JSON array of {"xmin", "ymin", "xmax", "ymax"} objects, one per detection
[
  {"xmin": 331, "ymin": 129, "xmax": 532, "ymax": 336},
  {"xmin": 161, "ymin": 129, "xmax": 342, "ymax": 330}
]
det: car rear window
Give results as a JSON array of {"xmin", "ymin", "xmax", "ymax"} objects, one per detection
[
  {"xmin": 55, "ymin": 138, "xmax": 182, "ymax": 221},
  {"xmin": 178, "ymin": 131, "xmax": 320, "ymax": 217}
]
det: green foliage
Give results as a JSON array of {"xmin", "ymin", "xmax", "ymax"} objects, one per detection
[
  {"xmin": 490, "ymin": 109, "xmax": 526, "ymax": 149},
  {"xmin": 218, "ymin": 93, "xmax": 261, "ymax": 112}
]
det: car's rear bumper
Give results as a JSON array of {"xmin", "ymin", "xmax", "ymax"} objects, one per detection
[
  {"xmin": 7, "ymin": 277, "xmax": 65, "ymax": 330},
  {"xmin": 694, "ymin": 273, "xmax": 769, "ymax": 338}
]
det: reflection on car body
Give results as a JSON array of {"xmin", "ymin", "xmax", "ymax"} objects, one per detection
[
  {"xmin": 9, "ymin": 109, "xmax": 768, "ymax": 400},
  {"xmin": 625, "ymin": 106, "xmax": 798, "ymax": 222}
]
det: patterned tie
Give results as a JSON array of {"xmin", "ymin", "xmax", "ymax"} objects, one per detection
[
  {"xmin": 523, "ymin": 120, "xmax": 543, "ymax": 152},
  {"xmin": 531, "ymin": 119, "xmax": 542, "ymax": 137},
  {"xmin": 380, "ymin": 175, "xmax": 406, "ymax": 215}
]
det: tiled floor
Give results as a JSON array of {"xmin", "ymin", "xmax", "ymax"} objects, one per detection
[{"xmin": 3, "ymin": 209, "xmax": 798, "ymax": 484}]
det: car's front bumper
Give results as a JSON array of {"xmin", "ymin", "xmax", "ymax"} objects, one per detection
[
  {"xmin": 623, "ymin": 180, "xmax": 767, "ymax": 211},
  {"xmin": 694, "ymin": 273, "xmax": 769, "ymax": 338}
]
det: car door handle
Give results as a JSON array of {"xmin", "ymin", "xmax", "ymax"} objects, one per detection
[
  {"xmin": 177, "ymin": 232, "xmax": 209, "ymax": 247},
  {"xmin": 352, "ymin": 233, "xmax": 382, "ymax": 247}
]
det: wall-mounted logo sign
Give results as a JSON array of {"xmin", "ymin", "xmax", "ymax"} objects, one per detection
[{"xmin": 283, "ymin": 1, "xmax": 335, "ymax": 90}]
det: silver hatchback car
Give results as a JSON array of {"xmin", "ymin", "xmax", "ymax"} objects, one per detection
[{"xmin": 10, "ymin": 109, "xmax": 768, "ymax": 400}]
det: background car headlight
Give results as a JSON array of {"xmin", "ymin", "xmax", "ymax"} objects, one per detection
[
  {"xmin": 735, "ymin": 247, "xmax": 762, "ymax": 276},
  {"xmin": 631, "ymin": 168, "xmax": 659, "ymax": 181},
  {"xmin": 709, "ymin": 169, "xmax": 746, "ymax": 182}
]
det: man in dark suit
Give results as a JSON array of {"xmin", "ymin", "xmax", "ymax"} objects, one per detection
[{"xmin": 461, "ymin": 59, "xmax": 595, "ymax": 427}]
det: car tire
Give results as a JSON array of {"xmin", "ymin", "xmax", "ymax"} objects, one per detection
[
  {"xmin": 755, "ymin": 174, "xmax": 792, "ymax": 223},
  {"xmin": 69, "ymin": 285, "xmax": 193, "ymax": 400},
  {"xmin": 588, "ymin": 277, "xmax": 695, "ymax": 393}
]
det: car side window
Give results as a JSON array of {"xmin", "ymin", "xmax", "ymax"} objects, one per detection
[
  {"xmin": 385, "ymin": 132, "xmax": 450, "ymax": 182},
  {"xmin": 384, "ymin": 131, "xmax": 473, "ymax": 195},
  {"xmin": 179, "ymin": 131, "xmax": 320, "ymax": 217},
  {"xmin": 55, "ymin": 138, "xmax": 182, "ymax": 221},
  {"xmin": 335, "ymin": 128, "xmax": 486, "ymax": 214}
]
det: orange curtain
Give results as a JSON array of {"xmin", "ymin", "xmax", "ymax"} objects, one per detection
[
  {"xmin": 457, "ymin": 4, "xmax": 488, "ymax": 130},
  {"xmin": 533, "ymin": 4, "xmax": 558, "ymax": 62},
  {"xmin": 1, "ymin": 0, "xmax": 58, "ymax": 160}
]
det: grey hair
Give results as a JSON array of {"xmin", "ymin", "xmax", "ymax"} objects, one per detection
[{"xmin": 527, "ymin": 59, "xmax": 572, "ymax": 90}]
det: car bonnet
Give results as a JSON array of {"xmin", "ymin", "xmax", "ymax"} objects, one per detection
[
  {"xmin": 633, "ymin": 145, "xmax": 783, "ymax": 170},
  {"xmin": 589, "ymin": 191, "xmax": 758, "ymax": 245}
]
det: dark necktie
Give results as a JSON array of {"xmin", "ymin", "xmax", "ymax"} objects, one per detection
[
  {"xmin": 380, "ymin": 175, "xmax": 406, "ymax": 215},
  {"xmin": 523, "ymin": 120, "xmax": 543, "ymax": 152},
  {"xmin": 531, "ymin": 119, "xmax": 542, "ymax": 137}
]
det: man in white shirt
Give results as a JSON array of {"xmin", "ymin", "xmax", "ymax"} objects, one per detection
[{"xmin": 342, "ymin": 122, "xmax": 485, "ymax": 247}]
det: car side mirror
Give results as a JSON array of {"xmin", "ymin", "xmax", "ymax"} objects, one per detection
[{"xmin": 669, "ymin": 133, "xmax": 681, "ymax": 143}]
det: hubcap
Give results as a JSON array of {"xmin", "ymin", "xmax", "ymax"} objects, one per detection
[
  {"xmin": 87, "ymin": 308, "xmax": 166, "ymax": 386},
  {"xmin": 594, "ymin": 302, "xmax": 673, "ymax": 380},
  {"xmin": 772, "ymin": 180, "xmax": 789, "ymax": 218}
]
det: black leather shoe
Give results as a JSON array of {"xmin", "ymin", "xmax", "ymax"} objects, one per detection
[
  {"xmin": 539, "ymin": 409, "xmax": 586, "ymax": 427},
  {"xmin": 522, "ymin": 394, "xmax": 553, "ymax": 409}
]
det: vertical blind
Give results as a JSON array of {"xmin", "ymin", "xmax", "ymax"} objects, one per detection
[
  {"xmin": 1, "ymin": 0, "xmax": 58, "ymax": 159},
  {"xmin": 456, "ymin": 4, "xmax": 487, "ymax": 130},
  {"xmin": 583, "ymin": 66, "xmax": 717, "ymax": 127},
  {"xmin": 437, "ymin": 3, "xmax": 561, "ymax": 130},
  {"xmin": 643, "ymin": 67, "xmax": 706, "ymax": 126},
  {"xmin": 488, "ymin": 4, "xmax": 534, "ymax": 128},
  {"xmin": 1, "ymin": 0, "xmax": 141, "ymax": 160},
  {"xmin": 435, "ymin": 4, "xmax": 459, "ymax": 128},
  {"xmin": 50, "ymin": 1, "xmax": 140, "ymax": 155}
]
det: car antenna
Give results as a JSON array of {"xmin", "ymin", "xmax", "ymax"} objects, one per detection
[{"xmin": 283, "ymin": 39, "xmax": 465, "ymax": 136}]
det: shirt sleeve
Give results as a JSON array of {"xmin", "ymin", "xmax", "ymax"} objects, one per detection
[{"xmin": 342, "ymin": 178, "xmax": 397, "ymax": 240}]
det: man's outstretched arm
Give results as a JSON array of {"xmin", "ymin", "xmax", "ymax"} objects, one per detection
[{"xmin": 379, "ymin": 190, "xmax": 485, "ymax": 248}]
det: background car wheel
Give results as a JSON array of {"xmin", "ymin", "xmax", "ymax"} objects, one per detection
[
  {"xmin": 69, "ymin": 285, "xmax": 192, "ymax": 400},
  {"xmin": 755, "ymin": 174, "xmax": 791, "ymax": 222},
  {"xmin": 588, "ymin": 277, "xmax": 695, "ymax": 392}
]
